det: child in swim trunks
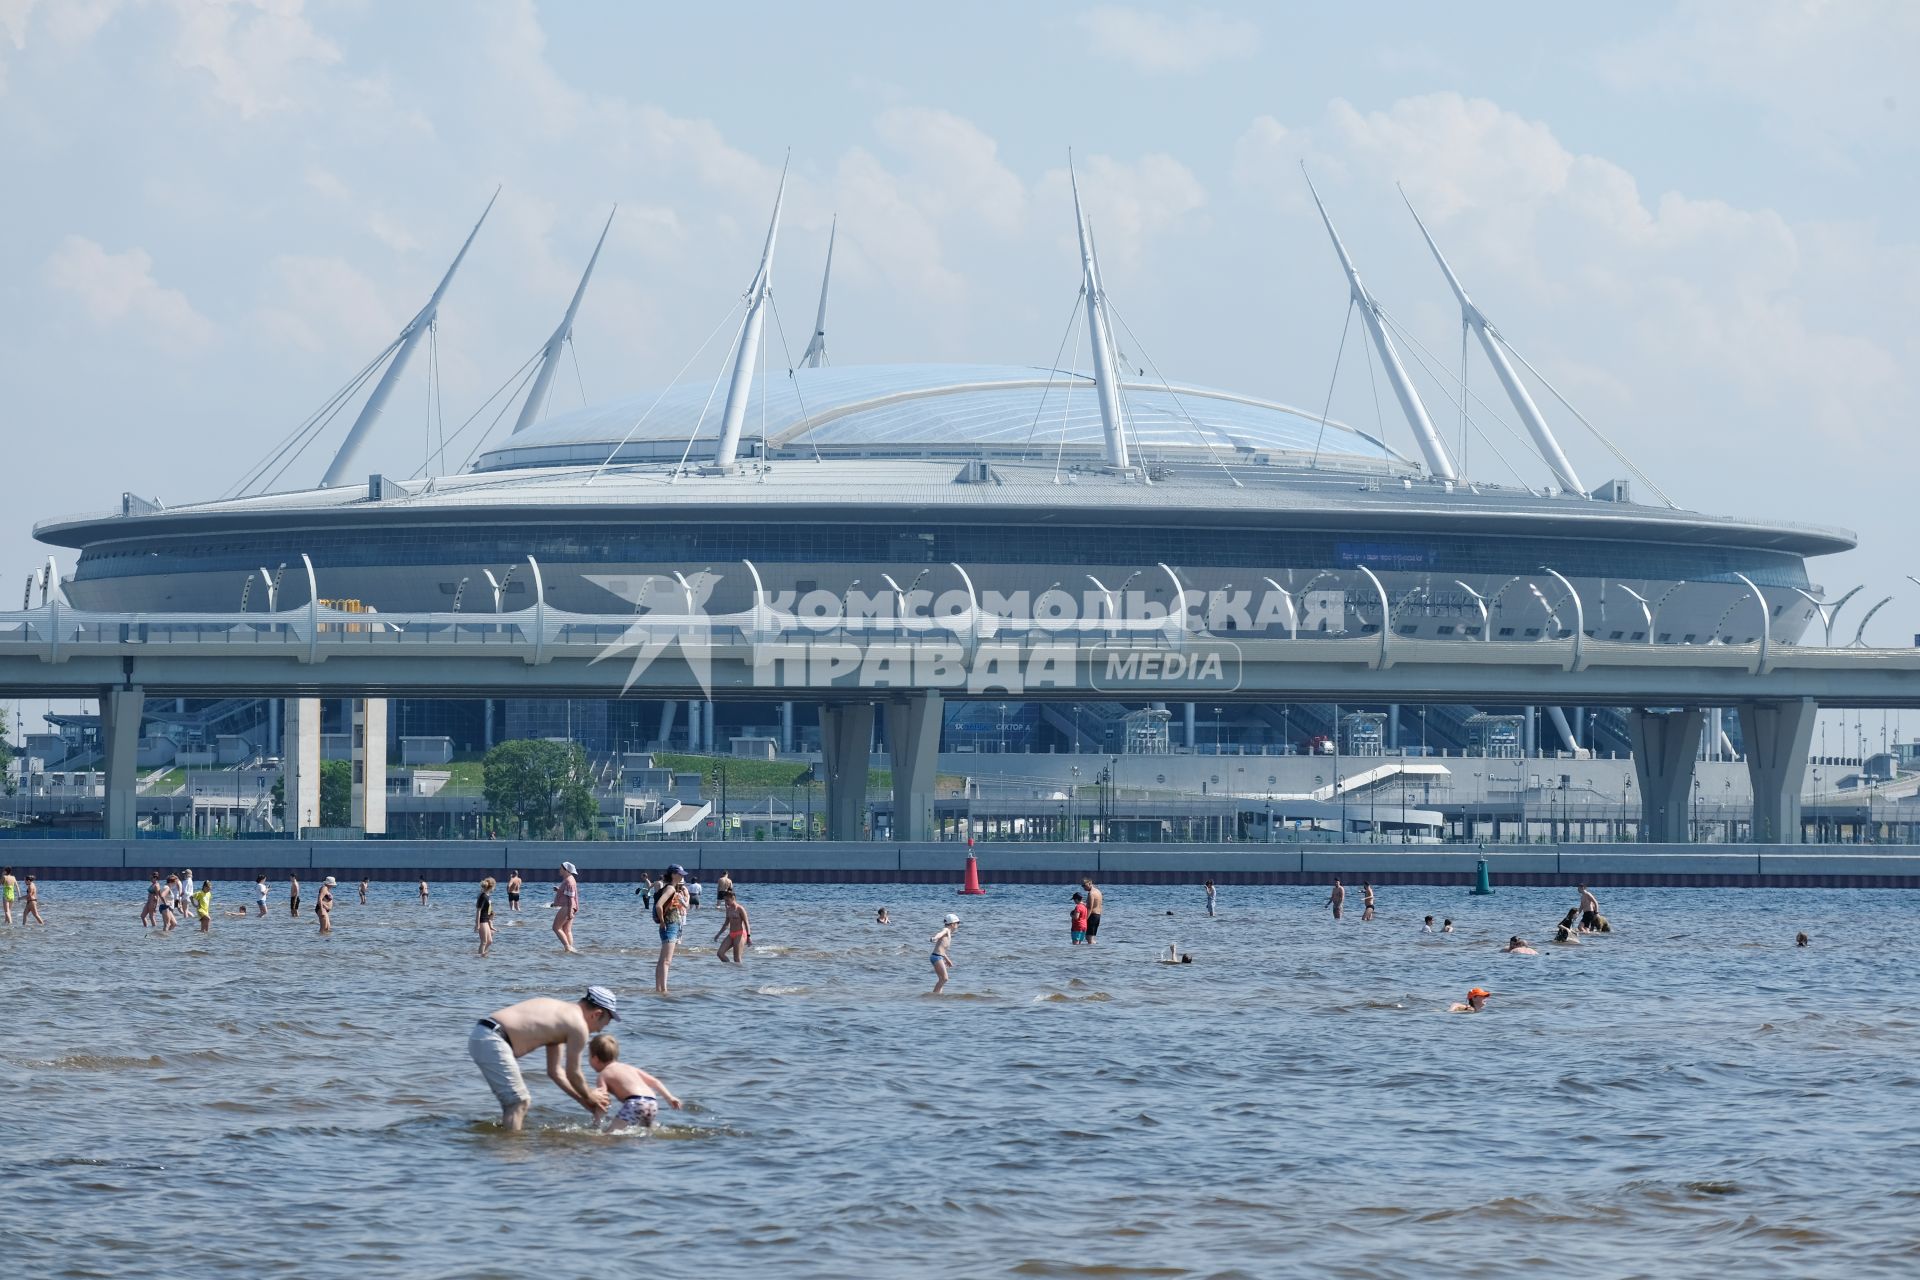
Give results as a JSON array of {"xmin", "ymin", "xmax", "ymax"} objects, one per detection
[
  {"xmin": 1070, "ymin": 892, "xmax": 1089, "ymax": 945},
  {"xmin": 588, "ymin": 1033, "xmax": 680, "ymax": 1132},
  {"xmin": 930, "ymin": 913, "xmax": 959, "ymax": 994}
]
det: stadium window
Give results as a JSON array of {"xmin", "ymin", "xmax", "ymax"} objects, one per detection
[
  {"xmin": 1658, "ymin": 633, "xmax": 1672, "ymax": 643},
  {"xmin": 1438, "ymin": 624, "xmax": 1455, "ymax": 635},
  {"xmin": 1631, "ymin": 632, "xmax": 1645, "ymax": 641},
  {"xmin": 1609, "ymin": 630, "xmax": 1624, "ymax": 640},
  {"xmin": 1524, "ymin": 628, "xmax": 1541, "ymax": 638},
  {"xmin": 1498, "ymin": 627, "xmax": 1515, "ymax": 637}
]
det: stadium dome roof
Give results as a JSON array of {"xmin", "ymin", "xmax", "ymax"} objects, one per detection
[{"xmin": 472, "ymin": 363, "xmax": 1409, "ymax": 473}]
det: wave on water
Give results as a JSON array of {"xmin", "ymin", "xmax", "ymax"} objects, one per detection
[
  {"xmin": 1031, "ymin": 991, "xmax": 1112, "ymax": 1003},
  {"xmin": 754, "ymin": 985, "xmax": 808, "ymax": 996},
  {"xmin": 16, "ymin": 1053, "xmax": 164, "ymax": 1071}
]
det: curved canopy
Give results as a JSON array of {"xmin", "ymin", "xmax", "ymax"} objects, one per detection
[{"xmin": 473, "ymin": 363, "xmax": 1406, "ymax": 472}]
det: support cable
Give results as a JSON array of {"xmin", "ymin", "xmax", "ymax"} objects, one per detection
[
  {"xmin": 768, "ymin": 295, "xmax": 825, "ymax": 463},
  {"xmin": 1310, "ymin": 301, "xmax": 1355, "ymax": 470},
  {"xmin": 1501, "ymin": 342, "xmax": 1677, "ymax": 507},
  {"xmin": 1023, "ymin": 288, "xmax": 1088, "ymax": 452},
  {"xmin": 227, "ymin": 338, "xmax": 399, "ymax": 498},
  {"xmin": 586, "ymin": 297, "xmax": 744, "ymax": 483},
  {"xmin": 1105, "ymin": 296, "xmax": 1242, "ymax": 488}
]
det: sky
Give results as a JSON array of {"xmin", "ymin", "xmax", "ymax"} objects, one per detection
[{"xmin": 1, "ymin": 0, "xmax": 1917, "ymax": 691}]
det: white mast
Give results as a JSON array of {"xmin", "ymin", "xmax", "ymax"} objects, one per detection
[
  {"xmin": 800, "ymin": 215, "xmax": 834, "ymax": 369},
  {"xmin": 1301, "ymin": 168, "xmax": 1457, "ymax": 482},
  {"xmin": 711, "ymin": 158, "xmax": 788, "ymax": 470},
  {"xmin": 322, "ymin": 189, "xmax": 498, "ymax": 488},
  {"xmin": 1400, "ymin": 186, "xmax": 1585, "ymax": 494},
  {"xmin": 1070, "ymin": 159, "xmax": 1132, "ymax": 472},
  {"xmin": 513, "ymin": 206, "xmax": 616, "ymax": 435}
]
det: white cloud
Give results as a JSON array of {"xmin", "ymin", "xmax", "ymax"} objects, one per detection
[
  {"xmin": 1231, "ymin": 91, "xmax": 1918, "ymax": 483},
  {"xmin": 43, "ymin": 235, "xmax": 217, "ymax": 351},
  {"xmin": 829, "ymin": 147, "xmax": 967, "ymax": 302},
  {"xmin": 1598, "ymin": 0, "xmax": 1920, "ymax": 165},
  {"xmin": 254, "ymin": 254, "xmax": 395, "ymax": 355},
  {"xmin": 1076, "ymin": 6, "xmax": 1257, "ymax": 74},
  {"xmin": 873, "ymin": 106, "xmax": 1026, "ymax": 233},
  {"xmin": 168, "ymin": 0, "xmax": 340, "ymax": 120}
]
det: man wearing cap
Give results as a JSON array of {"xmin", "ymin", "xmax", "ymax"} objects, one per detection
[
  {"xmin": 552, "ymin": 861, "xmax": 581, "ymax": 954},
  {"xmin": 469, "ymin": 988, "xmax": 620, "ymax": 1131},
  {"xmin": 1450, "ymin": 988, "xmax": 1491, "ymax": 1013}
]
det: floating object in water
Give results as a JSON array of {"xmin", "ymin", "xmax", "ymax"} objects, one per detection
[
  {"xmin": 959, "ymin": 855, "xmax": 985, "ymax": 896},
  {"xmin": 1470, "ymin": 857, "xmax": 1495, "ymax": 896}
]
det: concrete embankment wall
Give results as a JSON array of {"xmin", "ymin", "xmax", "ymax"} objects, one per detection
[{"xmin": 4, "ymin": 841, "xmax": 1920, "ymax": 888}]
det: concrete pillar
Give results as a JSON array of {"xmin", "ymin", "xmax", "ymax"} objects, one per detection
[
  {"xmin": 1185, "ymin": 702, "xmax": 1197, "ymax": 750},
  {"xmin": 705, "ymin": 701, "xmax": 717, "ymax": 754},
  {"xmin": 1738, "ymin": 698, "xmax": 1817, "ymax": 844},
  {"xmin": 886, "ymin": 690, "xmax": 943, "ymax": 842},
  {"xmin": 656, "ymin": 700, "xmax": 677, "ymax": 749},
  {"xmin": 819, "ymin": 702, "xmax": 875, "ymax": 840},
  {"xmin": 283, "ymin": 697, "xmax": 321, "ymax": 833},
  {"xmin": 686, "ymin": 699, "xmax": 702, "ymax": 750},
  {"xmin": 351, "ymin": 697, "xmax": 387, "ymax": 835},
  {"xmin": 101, "ymin": 686, "xmax": 144, "ymax": 839},
  {"xmin": 1523, "ymin": 706, "xmax": 1537, "ymax": 757},
  {"xmin": 1627, "ymin": 708, "xmax": 1703, "ymax": 843},
  {"xmin": 781, "ymin": 700, "xmax": 794, "ymax": 753},
  {"xmin": 485, "ymin": 698, "xmax": 496, "ymax": 749}
]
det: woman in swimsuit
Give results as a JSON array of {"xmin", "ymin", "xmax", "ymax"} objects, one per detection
[
  {"xmin": 160, "ymin": 875, "xmax": 181, "ymax": 932},
  {"xmin": 141, "ymin": 874, "xmax": 162, "ymax": 928},
  {"xmin": 929, "ymin": 913, "xmax": 959, "ymax": 994},
  {"xmin": 22, "ymin": 875, "xmax": 44, "ymax": 925},
  {"xmin": 653, "ymin": 866, "xmax": 689, "ymax": 994},
  {"xmin": 713, "ymin": 890, "xmax": 750, "ymax": 964},
  {"xmin": 315, "ymin": 876, "xmax": 335, "ymax": 936},
  {"xmin": 474, "ymin": 877, "xmax": 497, "ymax": 957},
  {"xmin": 1, "ymin": 867, "xmax": 16, "ymax": 925}
]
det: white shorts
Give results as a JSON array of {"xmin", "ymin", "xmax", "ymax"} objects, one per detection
[{"xmin": 468, "ymin": 1023, "xmax": 530, "ymax": 1108}]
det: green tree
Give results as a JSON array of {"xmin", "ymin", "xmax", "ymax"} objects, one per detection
[
  {"xmin": 270, "ymin": 759, "xmax": 354, "ymax": 829},
  {"xmin": 483, "ymin": 739, "xmax": 597, "ymax": 838}
]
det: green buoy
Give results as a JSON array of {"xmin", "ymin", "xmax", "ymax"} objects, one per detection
[{"xmin": 1470, "ymin": 857, "xmax": 1495, "ymax": 896}]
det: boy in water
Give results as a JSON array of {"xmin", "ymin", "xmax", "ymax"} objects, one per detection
[
  {"xmin": 930, "ymin": 913, "xmax": 959, "ymax": 993},
  {"xmin": 713, "ymin": 890, "xmax": 750, "ymax": 964},
  {"xmin": 1069, "ymin": 892, "xmax": 1089, "ymax": 945},
  {"xmin": 1421, "ymin": 915, "xmax": 1435, "ymax": 933},
  {"xmin": 588, "ymin": 1033, "xmax": 681, "ymax": 1132}
]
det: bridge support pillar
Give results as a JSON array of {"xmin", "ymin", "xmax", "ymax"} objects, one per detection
[
  {"xmin": 1738, "ymin": 698, "xmax": 1816, "ymax": 844},
  {"xmin": 886, "ymin": 690, "xmax": 943, "ymax": 842},
  {"xmin": 101, "ymin": 685, "xmax": 144, "ymax": 840},
  {"xmin": 781, "ymin": 701, "xmax": 794, "ymax": 753},
  {"xmin": 819, "ymin": 702, "xmax": 874, "ymax": 840},
  {"xmin": 1627, "ymin": 708, "xmax": 1703, "ymax": 843},
  {"xmin": 351, "ymin": 697, "xmax": 387, "ymax": 835},
  {"xmin": 283, "ymin": 697, "xmax": 321, "ymax": 834}
]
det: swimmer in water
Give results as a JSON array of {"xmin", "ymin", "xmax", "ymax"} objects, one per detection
[
  {"xmin": 1577, "ymin": 883, "xmax": 1602, "ymax": 932},
  {"xmin": 1441, "ymin": 918, "xmax": 1454, "ymax": 934},
  {"xmin": 1361, "ymin": 882, "xmax": 1376, "ymax": 922},
  {"xmin": 875, "ymin": 907, "xmax": 891, "ymax": 925},
  {"xmin": 1553, "ymin": 923, "xmax": 1581, "ymax": 945},
  {"xmin": 1326, "ymin": 878, "xmax": 1345, "ymax": 921},
  {"xmin": 1796, "ymin": 931, "xmax": 1810, "ymax": 947},
  {"xmin": 1070, "ymin": 892, "xmax": 1089, "ymax": 945},
  {"xmin": 1503, "ymin": 936, "xmax": 1538, "ymax": 955},
  {"xmin": 930, "ymin": 913, "xmax": 959, "ymax": 994},
  {"xmin": 588, "ymin": 1032, "xmax": 681, "ymax": 1132},
  {"xmin": 1421, "ymin": 915, "xmax": 1435, "ymax": 933},
  {"xmin": 1449, "ymin": 987, "xmax": 1491, "ymax": 1013}
]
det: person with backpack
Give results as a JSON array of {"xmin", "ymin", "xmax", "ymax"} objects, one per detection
[{"xmin": 653, "ymin": 866, "xmax": 690, "ymax": 994}]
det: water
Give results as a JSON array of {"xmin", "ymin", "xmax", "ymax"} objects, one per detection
[{"xmin": 4, "ymin": 879, "xmax": 1918, "ymax": 1278}]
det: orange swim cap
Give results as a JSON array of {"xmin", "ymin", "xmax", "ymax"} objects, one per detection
[{"xmin": 1468, "ymin": 988, "xmax": 1490, "ymax": 999}]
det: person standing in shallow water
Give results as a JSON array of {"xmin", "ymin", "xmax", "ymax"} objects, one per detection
[
  {"xmin": 468, "ymin": 988, "xmax": 619, "ymax": 1132},
  {"xmin": 506, "ymin": 870, "xmax": 522, "ymax": 913},
  {"xmin": 1080, "ymin": 879, "xmax": 1104, "ymax": 944},
  {"xmin": 418, "ymin": 877, "xmax": 430, "ymax": 907},
  {"xmin": 929, "ymin": 913, "xmax": 959, "ymax": 993},
  {"xmin": 475, "ymin": 878, "xmax": 497, "ymax": 957},
  {"xmin": 1326, "ymin": 879, "xmax": 1345, "ymax": 921},
  {"xmin": 316, "ymin": 876, "xmax": 335, "ymax": 935},
  {"xmin": 288, "ymin": 873, "xmax": 301, "ymax": 918},
  {"xmin": 553, "ymin": 861, "xmax": 581, "ymax": 955},
  {"xmin": 1204, "ymin": 880, "xmax": 1217, "ymax": 918},
  {"xmin": 1361, "ymin": 883, "xmax": 1376, "ymax": 922},
  {"xmin": 2, "ymin": 866, "xmax": 17, "ymax": 924},
  {"xmin": 358, "ymin": 878, "xmax": 369, "ymax": 906},
  {"xmin": 653, "ymin": 866, "xmax": 690, "ymax": 994},
  {"xmin": 22, "ymin": 875, "xmax": 44, "ymax": 925}
]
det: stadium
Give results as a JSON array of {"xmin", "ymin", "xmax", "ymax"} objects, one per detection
[{"xmin": 31, "ymin": 173, "xmax": 1854, "ymax": 764}]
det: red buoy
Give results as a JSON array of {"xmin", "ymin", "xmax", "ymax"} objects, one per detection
[{"xmin": 959, "ymin": 854, "xmax": 985, "ymax": 895}]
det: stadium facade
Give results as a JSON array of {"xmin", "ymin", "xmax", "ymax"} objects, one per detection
[{"xmin": 33, "ymin": 168, "xmax": 1853, "ymax": 767}]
